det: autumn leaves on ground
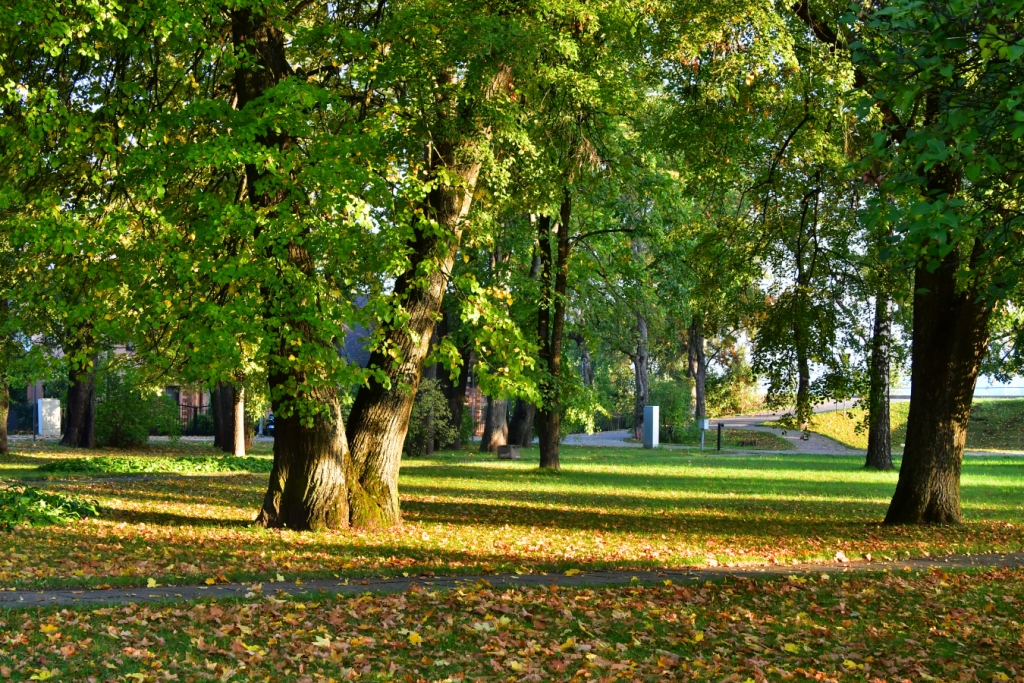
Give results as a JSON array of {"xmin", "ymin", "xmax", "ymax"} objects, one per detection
[{"xmin": 2, "ymin": 442, "xmax": 1024, "ymax": 681}]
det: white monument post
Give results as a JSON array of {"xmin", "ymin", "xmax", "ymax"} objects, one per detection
[
  {"xmin": 643, "ymin": 405, "xmax": 659, "ymax": 449},
  {"xmin": 37, "ymin": 398, "xmax": 61, "ymax": 437}
]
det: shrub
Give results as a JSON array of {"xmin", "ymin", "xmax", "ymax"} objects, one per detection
[
  {"xmin": 0, "ymin": 486, "xmax": 100, "ymax": 529},
  {"xmin": 37, "ymin": 455, "xmax": 273, "ymax": 475},
  {"xmin": 95, "ymin": 367, "xmax": 181, "ymax": 448},
  {"xmin": 404, "ymin": 380, "xmax": 458, "ymax": 456}
]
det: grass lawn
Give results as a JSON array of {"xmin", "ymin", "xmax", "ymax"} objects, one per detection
[
  {"xmin": 1, "ymin": 443, "xmax": 1022, "ymax": 591},
  {"xmin": 1, "ymin": 568, "xmax": 1021, "ymax": 682},
  {"xmin": 794, "ymin": 399, "xmax": 1024, "ymax": 452}
]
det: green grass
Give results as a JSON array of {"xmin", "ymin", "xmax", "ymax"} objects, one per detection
[
  {"xmin": 793, "ymin": 398, "xmax": 1024, "ymax": 452},
  {"xmin": 1, "ymin": 568, "xmax": 1021, "ymax": 682},
  {"xmin": 35, "ymin": 454, "xmax": 273, "ymax": 475},
  {"xmin": 0, "ymin": 445, "xmax": 1022, "ymax": 591},
  {"xmin": 662, "ymin": 426, "xmax": 794, "ymax": 450}
]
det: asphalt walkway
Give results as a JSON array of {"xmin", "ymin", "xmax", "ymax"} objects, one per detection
[{"xmin": 3, "ymin": 552, "xmax": 1021, "ymax": 608}]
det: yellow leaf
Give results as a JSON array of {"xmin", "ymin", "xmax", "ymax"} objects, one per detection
[
  {"xmin": 564, "ymin": 569, "xmax": 582, "ymax": 576},
  {"xmin": 843, "ymin": 659, "xmax": 857, "ymax": 670},
  {"xmin": 408, "ymin": 631, "xmax": 423, "ymax": 645},
  {"xmin": 39, "ymin": 625, "xmax": 59, "ymax": 634},
  {"xmin": 783, "ymin": 643, "xmax": 800, "ymax": 654},
  {"xmin": 313, "ymin": 635, "xmax": 331, "ymax": 648},
  {"xmin": 29, "ymin": 670, "xmax": 58, "ymax": 681},
  {"xmin": 692, "ymin": 631, "xmax": 704, "ymax": 643},
  {"xmin": 992, "ymin": 674, "xmax": 1010, "ymax": 682},
  {"xmin": 276, "ymin": 573, "xmax": 285, "ymax": 582},
  {"xmin": 509, "ymin": 660, "xmax": 524, "ymax": 672},
  {"xmin": 147, "ymin": 578, "xmax": 159, "ymax": 588},
  {"xmin": 204, "ymin": 577, "xmax": 216, "ymax": 585},
  {"xmin": 663, "ymin": 579, "xmax": 673, "ymax": 586}
]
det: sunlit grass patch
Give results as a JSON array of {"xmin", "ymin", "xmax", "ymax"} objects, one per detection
[{"xmin": 0, "ymin": 445, "xmax": 1021, "ymax": 590}]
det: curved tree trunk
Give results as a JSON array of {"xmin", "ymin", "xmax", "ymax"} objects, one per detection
[
  {"xmin": 61, "ymin": 349, "xmax": 96, "ymax": 449},
  {"xmin": 688, "ymin": 315, "xmax": 706, "ymax": 420},
  {"xmin": 865, "ymin": 295, "xmax": 893, "ymax": 470},
  {"xmin": 884, "ymin": 245, "xmax": 992, "ymax": 525},
  {"xmin": 345, "ymin": 138, "xmax": 482, "ymax": 528},
  {"xmin": 536, "ymin": 193, "xmax": 571, "ymax": 470}
]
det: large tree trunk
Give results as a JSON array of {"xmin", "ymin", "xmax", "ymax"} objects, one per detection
[
  {"xmin": 345, "ymin": 138, "xmax": 482, "ymax": 527},
  {"xmin": 61, "ymin": 350, "xmax": 96, "ymax": 448},
  {"xmin": 687, "ymin": 316, "xmax": 706, "ymax": 420},
  {"xmin": 631, "ymin": 315, "xmax": 650, "ymax": 439},
  {"xmin": 0, "ymin": 380, "xmax": 8, "ymax": 456},
  {"xmin": 211, "ymin": 383, "xmax": 223, "ymax": 449},
  {"xmin": 215, "ymin": 382, "xmax": 237, "ymax": 455},
  {"xmin": 479, "ymin": 397, "xmax": 507, "ymax": 452},
  {"xmin": 232, "ymin": 385, "xmax": 246, "ymax": 457},
  {"xmin": 508, "ymin": 400, "xmax": 535, "ymax": 447},
  {"xmin": 257, "ymin": 379, "xmax": 349, "ymax": 530},
  {"xmin": 536, "ymin": 193, "xmax": 571, "ymax": 470},
  {"xmin": 885, "ymin": 245, "xmax": 992, "ymax": 525},
  {"xmin": 232, "ymin": 6, "xmax": 350, "ymax": 530},
  {"xmin": 866, "ymin": 294, "xmax": 893, "ymax": 470}
]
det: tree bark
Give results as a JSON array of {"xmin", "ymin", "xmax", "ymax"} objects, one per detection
[
  {"xmin": 231, "ymin": 6, "xmax": 350, "ymax": 531},
  {"xmin": 257, "ymin": 380, "xmax": 349, "ymax": 530},
  {"xmin": 631, "ymin": 314, "xmax": 650, "ymax": 439},
  {"xmin": 61, "ymin": 350, "xmax": 96, "ymax": 449},
  {"xmin": 211, "ymin": 383, "xmax": 223, "ymax": 449},
  {"xmin": 884, "ymin": 245, "xmax": 992, "ymax": 525},
  {"xmin": 687, "ymin": 316, "xmax": 707, "ymax": 420},
  {"xmin": 232, "ymin": 385, "xmax": 246, "ymax": 457},
  {"xmin": 215, "ymin": 382, "xmax": 237, "ymax": 455},
  {"xmin": 508, "ymin": 399, "xmax": 535, "ymax": 447},
  {"xmin": 480, "ymin": 396, "xmax": 507, "ymax": 452},
  {"xmin": 0, "ymin": 380, "xmax": 8, "ymax": 456},
  {"xmin": 345, "ymin": 137, "xmax": 483, "ymax": 527},
  {"xmin": 536, "ymin": 192, "xmax": 571, "ymax": 470},
  {"xmin": 865, "ymin": 294, "xmax": 893, "ymax": 470}
]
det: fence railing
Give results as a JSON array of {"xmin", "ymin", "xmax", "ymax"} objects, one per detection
[{"xmin": 179, "ymin": 403, "xmax": 212, "ymax": 436}]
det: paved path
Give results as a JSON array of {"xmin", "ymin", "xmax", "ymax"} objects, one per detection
[
  {"xmin": 3, "ymin": 552, "xmax": 1021, "ymax": 608},
  {"xmin": 562, "ymin": 403, "xmax": 862, "ymax": 455}
]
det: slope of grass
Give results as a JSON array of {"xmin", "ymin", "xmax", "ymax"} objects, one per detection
[
  {"xmin": 799, "ymin": 399, "xmax": 1024, "ymax": 452},
  {"xmin": 0, "ymin": 444, "xmax": 1021, "ymax": 590}
]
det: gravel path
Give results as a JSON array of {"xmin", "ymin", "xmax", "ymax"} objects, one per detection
[{"xmin": 3, "ymin": 552, "xmax": 1021, "ymax": 608}]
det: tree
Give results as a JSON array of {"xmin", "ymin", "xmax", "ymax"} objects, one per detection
[{"xmin": 849, "ymin": 0, "xmax": 1024, "ymax": 523}]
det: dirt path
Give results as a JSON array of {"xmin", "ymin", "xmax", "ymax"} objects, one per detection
[{"xmin": 3, "ymin": 552, "xmax": 1021, "ymax": 608}]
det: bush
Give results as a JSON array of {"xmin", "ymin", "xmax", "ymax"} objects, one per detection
[
  {"xmin": 37, "ymin": 455, "xmax": 273, "ymax": 475},
  {"xmin": 95, "ymin": 367, "xmax": 181, "ymax": 448},
  {"xmin": 649, "ymin": 378, "xmax": 692, "ymax": 433},
  {"xmin": 186, "ymin": 412, "xmax": 215, "ymax": 437},
  {"xmin": 0, "ymin": 486, "xmax": 100, "ymax": 529},
  {"xmin": 404, "ymin": 380, "xmax": 458, "ymax": 456}
]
